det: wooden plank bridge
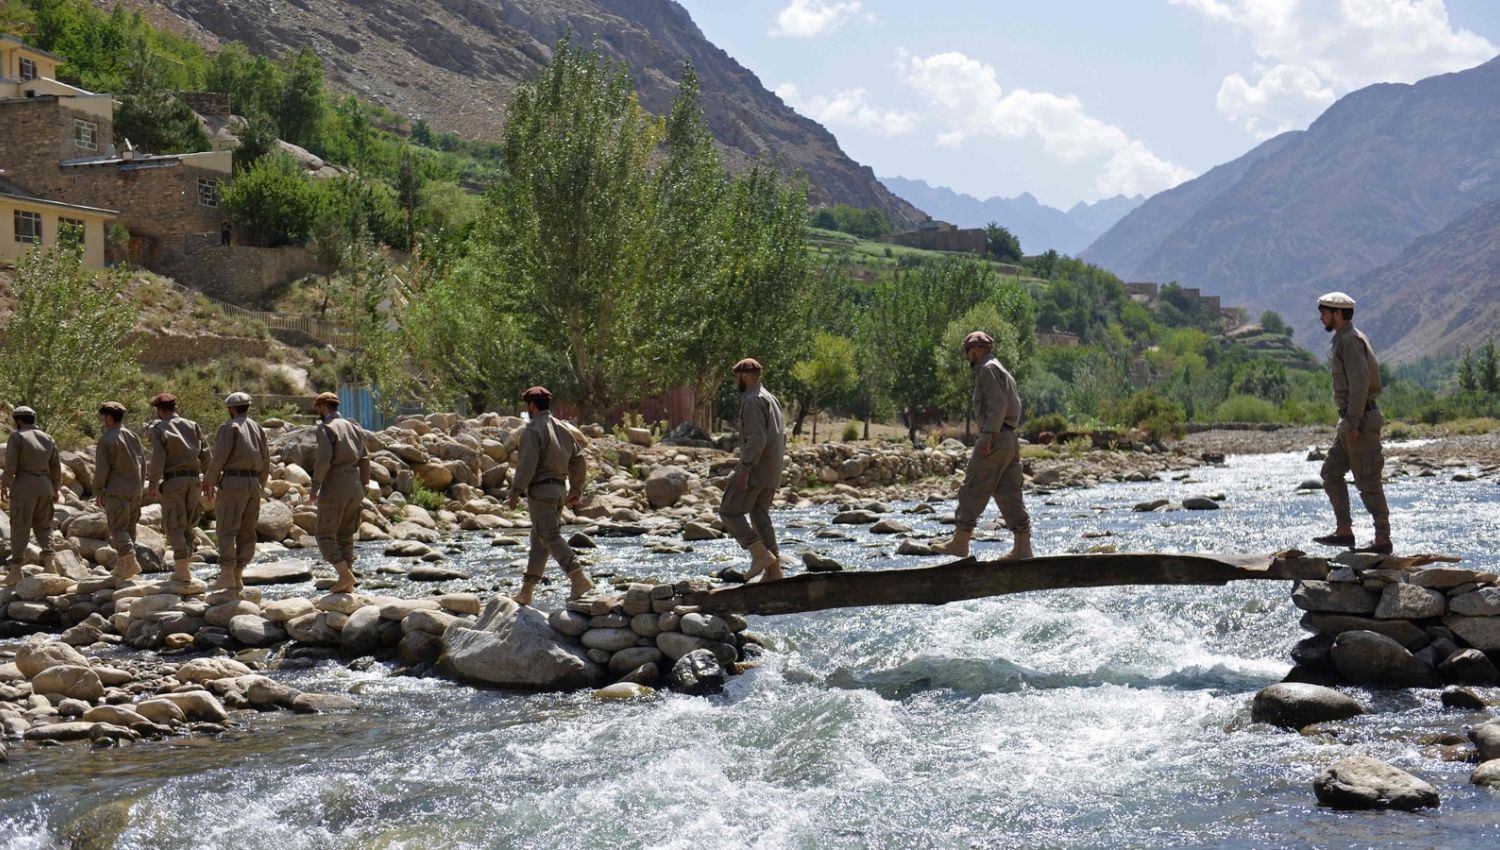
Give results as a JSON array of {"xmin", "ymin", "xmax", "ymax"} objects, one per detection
[{"xmin": 682, "ymin": 553, "xmax": 1333, "ymax": 616}]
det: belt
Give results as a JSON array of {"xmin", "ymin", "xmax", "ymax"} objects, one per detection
[
  {"xmin": 164, "ymin": 469, "xmax": 199, "ymax": 480},
  {"xmin": 1002, "ymin": 423, "xmax": 1015, "ymax": 432},
  {"xmin": 222, "ymin": 469, "xmax": 259, "ymax": 478},
  {"xmin": 532, "ymin": 477, "xmax": 565, "ymax": 487},
  {"xmin": 1338, "ymin": 400, "xmax": 1378, "ymax": 417}
]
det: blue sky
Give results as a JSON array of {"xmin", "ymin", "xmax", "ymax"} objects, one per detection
[{"xmin": 675, "ymin": 0, "xmax": 1500, "ymax": 208}]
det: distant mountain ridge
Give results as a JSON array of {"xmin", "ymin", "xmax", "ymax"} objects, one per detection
[
  {"xmin": 879, "ymin": 176, "xmax": 1143, "ymax": 255},
  {"xmin": 1082, "ymin": 55, "xmax": 1500, "ymax": 359}
]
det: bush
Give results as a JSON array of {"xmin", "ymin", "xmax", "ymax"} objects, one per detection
[
  {"xmin": 840, "ymin": 421, "xmax": 861, "ymax": 442},
  {"xmin": 410, "ymin": 485, "xmax": 445, "ymax": 512},
  {"xmin": 1114, "ymin": 389, "xmax": 1185, "ymax": 441},
  {"xmin": 221, "ymin": 152, "xmax": 323, "ymax": 246},
  {"xmin": 1214, "ymin": 394, "xmax": 1280, "ymax": 423},
  {"xmin": 1021, "ymin": 413, "xmax": 1070, "ymax": 441}
]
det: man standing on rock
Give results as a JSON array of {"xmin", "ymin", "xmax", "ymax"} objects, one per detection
[
  {"xmin": 506, "ymin": 386, "xmax": 594, "ymax": 606},
  {"xmin": 310, "ymin": 391, "xmax": 370, "ymax": 594},
  {"xmin": 933, "ymin": 332, "xmax": 1032, "ymax": 560},
  {"xmin": 721, "ymin": 358, "xmax": 786, "ymax": 582},
  {"xmin": 146, "ymin": 393, "xmax": 210, "ymax": 584},
  {"xmin": 1312, "ymin": 292, "xmax": 1391, "ymax": 554},
  {"xmin": 94, "ymin": 401, "xmax": 146, "ymax": 582},
  {"xmin": 2, "ymin": 405, "xmax": 61, "ymax": 586},
  {"xmin": 203, "ymin": 392, "xmax": 271, "ymax": 591}
]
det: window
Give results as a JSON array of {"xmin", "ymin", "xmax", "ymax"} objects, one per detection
[
  {"xmin": 19, "ymin": 57, "xmax": 37, "ymax": 82},
  {"xmin": 58, "ymin": 217, "xmax": 85, "ymax": 249},
  {"xmin": 74, "ymin": 119, "xmax": 97, "ymax": 150},
  {"xmin": 197, "ymin": 177, "xmax": 220, "ymax": 207},
  {"xmin": 13, "ymin": 210, "xmax": 42, "ymax": 244}
]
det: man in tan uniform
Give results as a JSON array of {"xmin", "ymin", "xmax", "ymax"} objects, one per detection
[
  {"xmin": 2, "ymin": 406, "xmax": 61, "ymax": 586},
  {"xmin": 94, "ymin": 401, "xmax": 146, "ymax": 581},
  {"xmin": 720, "ymin": 358, "xmax": 787, "ymax": 582},
  {"xmin": 146, "ymin": 393, "xmax": 210, "ymax": 582},
  {"xmin": 934, "ymin": 332, "xmax": 1032, "ymax": 560},
  {"xmin": 202, "ymin": 392, "xmax": 270, "ymax": 590},
  {"xmin": 506, "ymin": 386, "xmax": 593, "ymax": 606},
  {"xmin": 310, "ymin": 391, "xmax": 370, "ymax": 593},
  {"xmin": 1312, "ymin": 291, "xmax": 1391, "ymax": 554}
]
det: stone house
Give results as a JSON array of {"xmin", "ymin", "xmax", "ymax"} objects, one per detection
[
  {"xmin": 0, "ymin": 175, "xmax": 115, "ymax": 269},
  {"xmin": 883, "ymin": 217, "xmax": 987, "ymax": 254}
]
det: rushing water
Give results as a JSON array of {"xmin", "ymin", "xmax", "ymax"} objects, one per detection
[{"xmin": 4, "ymin": 446, "xmax": 1500, "ymax": 849}]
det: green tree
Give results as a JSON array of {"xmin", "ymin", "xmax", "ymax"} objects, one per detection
[
  {"xmin": 279, "ymin": 47, "xmax": 325, "ymax": 148},
  {"xmin": 1259, "ymin": 309, "xmax": 1291, "ymax": 337},
  {"xmin": 791, "ymin": 333, "xmax": 858, "ymax": 442},
  {"xmin": 221, "ymin": 152, "xmax": 323, "ymax": 246},
  {"xmin": 1457, "ymin": 346, "xmax": 1478, "ymax": 393},
  {"xmin": 935, "ymin": 303, "xmax": 1029, "ymax": 433},
  {"xmin": 231, "ymin": 107, "xmax": 280, "ymax": 171},
  {"xmin": 1482, "ymin": 340, "xmax": 1500, "ymax": 394},
  {"xmin": 984, "ymin": 221, "xmax": 1022, "ymax": 262},
  {"xmin": 395, "ymin": 144, "xmax": 423, "ymax": 251},
  {"xmin": 0, "ymin": 243, "xmax": 141, "ymax": 444}
]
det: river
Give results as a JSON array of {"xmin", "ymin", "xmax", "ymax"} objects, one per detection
[{"xmin": 3, "ymin": 446, "xmax": 1499, "ymax": 848}]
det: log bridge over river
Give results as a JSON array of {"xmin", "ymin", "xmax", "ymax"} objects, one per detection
[{"xmin": 682, "ymin": 552, "xmax": 1342, "ymax": 616}]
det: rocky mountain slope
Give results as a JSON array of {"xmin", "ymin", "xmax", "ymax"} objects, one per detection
[
  {"xmin": 118, "ymin": 0, "xmax": 923, "ymax": 225},
  {"xmin": 880, "ymin": 176, "xmax": 1141, "ymax": 255},
  {"xmin": 1082, "ymin": 56, "xmax": 1500, "ymax": 359}
]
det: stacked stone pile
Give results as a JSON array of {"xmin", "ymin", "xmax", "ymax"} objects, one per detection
[{"xmin": 1289, "ymin": 552, "xmax": 1500, "ymax": 688}]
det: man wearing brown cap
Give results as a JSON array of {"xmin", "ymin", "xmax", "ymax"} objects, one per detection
[
  {"xmin": 721, "ymin": 357, "xmax": 786, "ymax": 582},
  {"xmin": 933, "ymin": 332, "xmax": 1032, "ymax": 560},
  {"xmin": 94, "ymin": 401, "xmax": 146, "ymax": 581},
  {"xmin": 146, "ymin": 393, "xmax": 210, "ymax": 583},
  {"xmin": 506, "ymin": 386, "xmax": 594, "ymax": 606},
  {"xmin": 310, "ymin": 391, "xmax": 370, "ymax": 593},
  {"xmin": 2, "ymin": 405, "xmax": 61, "ymax": 586},
  {"xmin": 203, "ymin": 392, "xmax": 270, "ymax": 591}
]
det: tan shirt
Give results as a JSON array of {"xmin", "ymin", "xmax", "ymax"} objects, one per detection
[
  {"xmin": 507, "ymin": 411, "xmax": 586, "ymax": 501},
  {"xmin": 313, "ymin": 414, "xmax": 371, "ymax": 500},
  {"xmin": 147, "ymin": 414, "xmax": 210, "ymax": 490},
  {"xmin": 204, "ymin": 415, "xmax": 271, "ymax": 485},
  {"xmin": 94, "ymin": 425, "xmax": 145, "ymax": 497},
  {"xmin": 973, "ymin": 355, "xmax": 1021, "ymax": 433},
  {"xmin": 737, "ymin": 383, "xmax": 786, "ymax": 490},
  {"xmin": 1331, "ymin": 324, "xmax": 1381, "ymax": 423},
  {"xmin": 3, "ymin": 425, "xmax": 61, "ymax": 499}
]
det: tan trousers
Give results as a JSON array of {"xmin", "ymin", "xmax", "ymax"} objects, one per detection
[
  {"xmin": 955, "ymin": 429, "xmax": 1030, "ymax": 534},
  {"xmin": 315, "ymin": 495, "xmax": 362, "ymax": 565},
  {"xmin": 160, "ymin": 475, "xmax": 201, "ymax": 561},
  {"xmin": 9, "ymin": 493, "xmax": 52, "ymax": 565},
  {"xmin": 1322, "ymin": 416, "xmax": 1389, "ymax": 534},
  {"xmin": 719, "ymin": 484, "xmax": 777, "ymax": 553},
  {"xmin": 215, "ymin": 480, "xmax": 260, "ymax": 569},
  {"xmin": 525, "ymin": 481, "xmax": 578, "ymax": 580},
  {"xmin": 102, "ymin": 494, "xmax": 141, "ymax": 551}
]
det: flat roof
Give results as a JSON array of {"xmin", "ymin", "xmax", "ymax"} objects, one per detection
[
  {"xmin": 0, "ymin": 35, "xmax": 66, "ymax": 63},
  {"xmin": 0, "ymin": 175, "xmax": 118, "ymax": 216}
]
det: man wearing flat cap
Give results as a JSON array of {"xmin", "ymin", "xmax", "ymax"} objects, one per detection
[
  {"xmin": 506, "ymin": 386, "xmax": 594, "ymax": 606},
  {"xmin": 1312, "ymin": 291, "xmax": 1392, "ymax": 554},
  {"xmin": 933, "ymin": 331, "xmax": 1033, "ymax": 560},
  {"xmin": 203, "ymin": 392, "xmax": 270, "ymax": 591},
  {"xmin": 146, "ymin": 393, "xmax": 210, "ymax": 583},
  {"xmin": 721, "ymin": 357, "xmax": 786, "ymax": 582},
  {"xmin": 2, "ymin": 405, "xmax": 61, "ymax": 586},
  {"xmin": 94, "ymin": 401, "xmax": 146, "ymax": 582},
  {"xmin": 310, "ymin": 391, "xmax": 370, "ymax": 593}
]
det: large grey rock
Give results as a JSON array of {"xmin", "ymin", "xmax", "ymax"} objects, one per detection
[
  {"xmin": 1250, "ymin": 683, "xmax": 1364, "ymax": 729},
  {"xmin": 1374, "ymin": 583, "xmax": 1446, "ymax": 620},
  {"xmin": 832, "ymin": 509, "xmax": 880, "ymax": 524},
  {"xmin": 1181, "ymin": 496, "xmax": 1219, "ymax": 510},
  {"xmin": 1472, "ymin": 721, "xmax": 1500, "ymax": 762},
  {"xmin": 1330, "ymin": 630, "xmax": 1440, "ymax": 688},
  {"xmin": 31, "ymin": 665, "xmax": 104, "ymax": 702},
  {"xmin": 1314, "ymin": 756, "xmax": 1440, "ymax": 810},
  {"xmin": 1472, "ymin": 759, "xmax": 1500, "ymax": 788},
  {"xmin": 339, "ymin": 605, "xmax": 383, "ymax": 653},
  {"xmin": 547, "ymin": 609, "xmax": 590, "ymax": 637},
  {"xmin": 228, "ymin": 615, "xmax": 286, "ymax": 647},
  {"xmin": 679, "ymin": 613, "xmax": 732, "ymax": 642},
  {"xmin": 174, "ymin": 658, "xmax": 253, "ymax": 684},
  {"xmin": 1410, "ymin": 567, "xmax": 1493, "ymax": 589},
  {"xmin": 243, "ymin": 560, "xmax": 314, "ymax": 586},
  {"xmin": 1438, "ymin": 648, "xmax": 1500, "ymax": 685},
  {"xmin": 1292, "ymin": 581, "xmax": 1378, "ymax": 615},
  {"xmin": 157, "ymin": 690, "xmax": 228, "ymax": 723},
  {"xmin": 1444, "ymin": 615, "xmax": 1500, "ymax": 651},
  {"xmin": 580, "ymin": 628, "xmax": 638, "ymax": 653},
  {"xmin": 1299, "ymin": 613, "xmax": 1428, "ymax": 649},
  {"xmin": 1441, "ymin": 686, "xmax": 1487, "ymax": 710},
  {"xmin": 16, "ymin": 642, "xmax": 88, "ymax": 678},
  {"xmin": 667, "ymin": 649, "xmax": 726, "ymax": 696},
  {"xmin": 1449, "ymin": 587, "xmax": 1500, "ymax": 617},
  {"xmin": 256, "ymin": 500, "xmax": 295, "ymax": 540},
  {"xmin": 608, "ymin": 646, "xmax": 664, "ymax": 676},
  {"xmin": 437, "ymin": 597, "xmax": 604, "ymax": 691},
  {"xmin": 644, "ymin": 466, "xmax": 693, "ymax": 509},
  {"xmin": 656, "ymin": 631, "xmax": 736, "ymax": 665}
]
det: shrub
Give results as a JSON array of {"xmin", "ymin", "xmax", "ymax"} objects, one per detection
[
  {"xmin": 1114, "ymin": 389, "xmax": 1185, "ymax": 441},
  {"xmin": 410, "ymin": 485, "xmax": 445, "ymax": 512},
  {"xmin": 1021, "ymin": 413, "xmax": 1070, "ymax": 441},
  {"xmin": 840, "ymin": 421, "xmax": 861, "ymax": 442},
  {"xmin": 1214, "ymin": 394, "xmax": 1279, "ymax": 423}
]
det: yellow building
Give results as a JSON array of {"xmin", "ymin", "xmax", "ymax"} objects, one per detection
[
  {"xmin": 0, "ymin": 35, "xmax": 111, "ymax": 121},
  {"xmin": 0, "ymin": 176, "xmax": 116, "ymax": 269}
]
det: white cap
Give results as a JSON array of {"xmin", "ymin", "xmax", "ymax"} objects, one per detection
[
  {"xmin": 1317, "ymin": 291, "xmax": 1356, "ymax": 309},
  {"xmin": 12, "ymin": 405, "xmax": 35, "ymax": 418},
  {"xmin": 224, "ymin": 391, "xmax": 253, "ymax": 407}
]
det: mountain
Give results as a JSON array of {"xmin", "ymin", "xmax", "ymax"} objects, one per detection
[
  {"xmin": 879, "ymin": 176, "xmax": 1142, "ymax": 255},
  {"xmin": 1082, "ymin": 56, "xmax": 1500, "ymax": 358},
  {"xmin": 117, "ymin": 0, "xmax": 924, "ymax": 226}
]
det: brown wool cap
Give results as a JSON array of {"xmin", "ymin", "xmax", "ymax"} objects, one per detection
[
  {"xmin": 150, "ymin": 392, "xmax": 177, "ymax": 408},
  {"xmin": 962, "ymin": 331, "xmax": 994, "ymax": 350},
  {"xmin": 98, "ymin": 401, "xmax": 126, "ymax": 416},
  {"xmin": 314, "ymin": 391, "xmax": 340, "ymax": 406},
  {"xmin": 522, "ymin": 386, "xmax": 552, "ymax": 402},
  {"xmin": 732, "ymin": 358, "xmax": 763, "ymax": 374}
]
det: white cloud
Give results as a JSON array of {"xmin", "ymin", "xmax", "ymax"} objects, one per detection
[
  {"xmin": 895, "ymin": 50, "xmax": 1195, "ymax": 198},
  {"xmin": 775, "ymin": 83, "xmax": 917, "ymax": 135},
  {"xmin": 1172, "ymin": 0, "xmax": 1497, "ymax": 136},
  {"xmin": 770, "ymin": 0, "xmax": 863, "ymax": 38}
]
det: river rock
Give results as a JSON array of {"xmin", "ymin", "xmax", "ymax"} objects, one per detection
[
  {"xmin": 229, "ymin": 615, "xmax": 286, "ymax": 647},
  {"xmin": 24, "ymin": 721, "xmax": 104, "ymax": 742},
  {"xmin": 630, "ymin": 612, "xmax": 661, "ymax": 637},
  {"xmin": 16, "ymin": 642, "xmax": 88, "ymax": 678},
  {"xmin": 1297, "ymin": 478, "xmax": 1323, "ymax": 491},
  {"xmin": 547, "ymin": 609, "xmax": 590, "ymax": 637},
  {"xmin": 802, "ymin": 552, "xmax": 844, "ymax": 572},
  {"xmin": 409, "ymin": 565, "xmax": 469, "ymax": 582},
  {"xmin": 403, "ymin": 609, "xmax": 460, "ymax": 635},
  {"xmin": 1441, "ymin": 686, "xmax": 1488, "ymax": 710},
  {"xmin": 1375, "ymin": 584, "xmax": 1445, "ymax": 620},
  {"xmin": 618, "ymin": 662, "xmax": 660, "ymax": 687},
  {"xmin": 1444, "ymin": 615, "xmax": 1500, "ymax": 651},
  {"xmin": 608, "ymin": 646, "xmax": 664, "ymax": 675},
  {"xmin": 679, "ymin": 613, "xmax": 732, "ymax": 642},
  {"xmin": 316, "ymin": 593, "xmax": 370, "ymax": 616},
  {"xmin": 437, "ymin": 593, "xmax": 482, "ymax": 616},
  {"xmin": 398, "ymin": 630, "xmax": 443, "ymax": 666},
  {"xmin": 31, "ymin": 665, "xmax": 104, "ymax": 702},
  {"xmin": 262, "ymin": 597, "xmax": 316, "ymax": 624},
  {"xmin": 243, "ymin": 561, "xmax": 314, "ymax": 585},
  {"xmin": 1331, "ymin": 630, "xmax": 1440, "ymax": 688},
  {"xmin": 256, "ymin": 500, "xmax": 295, "ymax": 540},
  {"xmin": 667, "ymin": 648, "xmax": 726, "ymax": 696},
  {"xmin": 291, "ymin": 693, "xmax": 357, "ymax": 714},
  {"xmin": 581, "ymin": 628, "xmax": 638, "ymax": 653},
  {"xmin": 81, "ymin": 705, "xmax": 150, "ymax": 729},
  {"xmin": 1438, "ymin": 648, "xmax": 1500, "ymax": 684},
  {"xmin": 158, "ymin": 690, "xmax": 228, "ymax": 723},
  {"xmin": 1449, "ymin": 588, "xmax": 1500, "ymax": 617},
  {"xmin": 594, "ymin": 682, "xmax": 653, "ymax": 700},
  {"xmin": 644, "ymin": 466, "xmax": 693, "ymax": 509},
  {"xmin": 1132, "ymin": 499, "xmax": 1169, "ymax": 512},
  {"xmin": 437, "ymin": 596, "xmax": 604, "ymax": 691},
  {"xmin": 133, "ymin": 698, "xmax": 187, "ymax": 726},
  {"xmin": 205, "ymin": 600, "xmax": 259, "ymax": 628},
  {"xmin": 174, "ymin": 658, "xmax": 253, "ymax": 684},
  {"xmin": 870, "ymin": 519, "xmax": 910, "ymax": 534},
  {"xmin": 832, "ymin": 509, "xmax": 880, "ymax": 524},
  {"xmin": 1473, "ymin": 760, "xmax": 1500, "ymax": 788},
  {"xmin": 567, "ymin": 532, "xmax": 596, "ymax": 549},
  {"xmin": 247, "ymin": 678, "xmax": 302, "ymax": 709},
  {"xmin": 1250, "ymin": 683, "xmax": 1364, "ymax": 729},
  {"xmin": 1181, "ymin": 496, "xmax": 1220, "ymax": 510},
  {"xmin": 682, "ymin": 522, "xmax": 722, "ymax": 541},
  {"xmin": 1314, "ymin": 756, "xmax": 1440, "ymax": 810},
  {"xmin": 17, "ymin": 574, "xmax": 75, "ymax": 600},
  {"xmin": 1292, "ymin": 581, "xmax": 1378, "ymax": 615},
  {"xmin": 340, "ymin": 605, "xmax": 384, "ymax": 653},
  {"xmin": 896, "ymin": 539, "xmax": 938, "ymax": 556},
  {"xmin": 656, "ymin": 631, "xmax": 735, "ymax": 665},
  {"xmin": 1299, "ymin": 613, "xmax": 1428, "ymax": 649},
  {"xmin": 1472, "ymin": 721, "xmax": 1500, "ymax": 762},
  {"xmin": 1410, "ymin": 567, "xmax": 1492, "ymax": 589},
  {"xmin": 285, "ymin": 612, "xmax": 339, "ymax": 644}
]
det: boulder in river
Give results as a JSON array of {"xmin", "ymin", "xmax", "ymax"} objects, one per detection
[
  {"xmin": 1250, "ymin": 683, "xmax": 1364, "ymax": 729},
  {"xmin": 1471, "ymin": 720, "xmax": 1500, "ymax": 762},
  {"xmin": 243, "ymin": 560, "xmax": 314, "ymax": 586},
  {"xmin": 667, "ymin": 648, "xmax": 726, "ymax": 696},
  {"xmin": 438, "ymin": 596, "xmax": 604, "ymax": 691},
  {"xmin": 1330, "ymin": 630, "xmax": 1440, "ymax": 688},
  {"xmin": 1313, "ymin": 756, "xmax": 1440, "ymax": 810}
]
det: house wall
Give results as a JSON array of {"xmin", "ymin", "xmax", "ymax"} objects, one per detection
[
  {"xmin": 154, "ymin": 233, "xmax": 323, "ymax": 306},
  {"xmin": 0, "ymin": 197, "xmax": 109, "ymax": 268}
]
